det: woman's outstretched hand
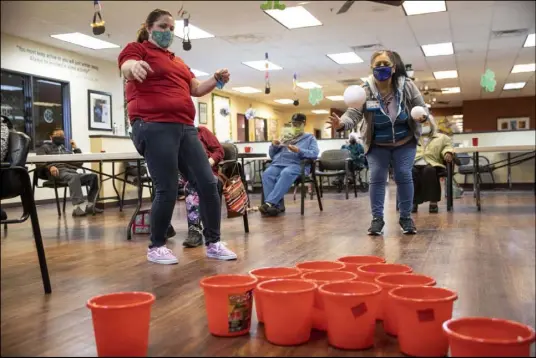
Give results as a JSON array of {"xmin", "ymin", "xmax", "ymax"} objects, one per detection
[
  {"xmin": 214, "ymin": 69, "xmax": 230, "ymax": 84},
  {"xmin": 326, "ymin": 112, "xmax": 344, "ymax": 130}
]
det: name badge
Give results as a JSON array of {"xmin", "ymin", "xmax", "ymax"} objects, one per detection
[{"xmin": 366, "ymin": 100, "xmax": 380, "ymax": 111}]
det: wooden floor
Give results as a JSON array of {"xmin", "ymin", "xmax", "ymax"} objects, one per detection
[{"xmin": 1, "ymin": 186, "xmax": 535, "ymax": 357}]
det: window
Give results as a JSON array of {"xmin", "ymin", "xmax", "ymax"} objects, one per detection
[{"xmin": 0, "ymin": 69, "xmax": 71, "ymax": 150}]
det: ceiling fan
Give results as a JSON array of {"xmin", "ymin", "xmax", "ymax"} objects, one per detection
[{"xmin": 337, "ymin": 0, "xmax": 405, "ymax": 14}]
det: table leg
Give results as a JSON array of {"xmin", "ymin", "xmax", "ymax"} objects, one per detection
[
  {"xmin": 127, "ymin": 159, "xmax": 143, "ymax": 240},
  {"xmin": 507, "ymin": 153, "xmax": 512, "ymax": 190},
  {"xmin": 98, "ymin": 161, "xmax": 104, "ymax": 207},
  {"xmin": 111, "ymin": 161, "xmax": 122, "ymax": 209},
  {"xmin": 446, "ymin": 160, "xmax": 453, "ymax": 212},
  {"xmin": 474, "ymin": 152, "xmax": 481, "ymax": 211}
]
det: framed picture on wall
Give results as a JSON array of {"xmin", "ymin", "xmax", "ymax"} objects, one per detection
[
  {"xmin": 88, "ymin": 90, "xmax": 112, "ymax": 131},
  {"xmin": 497, "ymin": 117, "xmax": 530, "ymax": 131},
  {"xmin": 198, "ymin": 102, "xmax": 208, "ymax": 124}
]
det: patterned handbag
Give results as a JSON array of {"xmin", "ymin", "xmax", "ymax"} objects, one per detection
[{"xmin": 218, "ymin": 170, "xmax": 248, "ymax": 218}]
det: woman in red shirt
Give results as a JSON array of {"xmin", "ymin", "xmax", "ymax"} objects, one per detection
[{"xmin": 118, "ymin": 8, "xmax": 236, "ymax": 264}]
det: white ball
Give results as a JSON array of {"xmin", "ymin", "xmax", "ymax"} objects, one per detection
[
  {"xmin": 411, "ymin": 106, "xmax": 427, "ymax": 121},
  {"xmin": 343, "ymin": 85, "xmax": 366, "ymax": 109}
]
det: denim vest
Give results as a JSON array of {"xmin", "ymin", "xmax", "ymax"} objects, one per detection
[{"xmin": 367, "ymin": 85, "xmax": 410, "ymax": 144}]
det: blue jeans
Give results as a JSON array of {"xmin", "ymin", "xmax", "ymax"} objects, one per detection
[
  {"xmin": 366, "ymin": 140, "xmax": 417, "ymax": 219},
  {"xmin": 262, "ymin": 164, "xmax": 301, "ymax": 207},
  {"xmin": 131, "ymin": 119, "xmax": 221, "ymax": 248}
]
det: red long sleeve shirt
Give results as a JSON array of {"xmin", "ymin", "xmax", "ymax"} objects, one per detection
[{"xmin": 197, "ymin": 126, "xmax": 224, "ymax": 175}]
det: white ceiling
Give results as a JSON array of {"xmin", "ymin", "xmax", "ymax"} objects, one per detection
[{"xmin": 1, "ymin": 1, "xmax": 535, "ymax": 111}]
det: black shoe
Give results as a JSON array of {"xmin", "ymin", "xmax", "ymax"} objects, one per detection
[
  {"xmin": 166, "ymin": 225, "xmax": 176, "ymax": 239},
  {"xmin": 259, "ymin": 203, "xmax": 269, "ymax": 216},
  {"xmin": 429, "ymin": 203, "xmax": 439, "ymax": 213},
  {"xmin": 368, "ymin": 217, "xmax": 385, "ymax": 236},
  {"xmin": 183, "ymin": 229, "xmax": 203, "ymax": 248},
  {"xmin": 266, "ymin": 205, "xmax": 280, "ymax": 217},
  {"xmin": 399, "ymin": 217, "xmax": 417, "ymax": 235},
  {"xmin": 412, "ymin": 204, "xmax": 418, "ymax": 213},
  {"xmin": 86, "ymin": 205, "xmax": 104, "ymax": 214},
  {"xmin": 277, "ymin": 204, "xmax": 286, "ymax": 213}
]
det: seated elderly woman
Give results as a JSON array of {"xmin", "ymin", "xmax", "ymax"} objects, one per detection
[
  {"xmin": 412, "ymin": 116, "xmax": 454, "ymax": 213},
  {"xmin": 260, "ymin": 113, "xmax": 319, "ymax": 217}
]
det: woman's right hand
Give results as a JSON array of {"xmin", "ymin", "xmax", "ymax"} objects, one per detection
[
  {"xmin": 131, "ymin": 60, "xmax": 154, "ymax": 83},
  {"xmin": 272, "ymin": 140, "xmax": 281, "ymax": 146},
  {"xmin": 326, "ymin": 112, "xmax": 344, "ymax": 130}
]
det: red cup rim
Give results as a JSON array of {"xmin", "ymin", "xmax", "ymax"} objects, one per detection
[
  {"xmin": 200, "ymin": 274, "xmax": 258, "ymax": 289},
  {"xmin": 337, "ymin": 256, "xmax": 386, "ymax": 265},
  {"xmin": 301, "ymin": 270, "xmax": 357, "ymax": 282},
  {"xmin": 443, "ymin": 317, "xmax": 536, "ymax": 346},
  {"xmin": 249, "ymin": 267, "xmax": 301, "ymax": 279},
  {"xmin": 86, "ymin": 291, "xmax": 155, "ymax": 310},
  {"xmin": 296, "ymin": 260, "xmax": 345, "ymax": 270},
  {"xmin": 257, "ymin": 279, "xmax": 317, "ymax": 295},
  {"xmin": 389, "ymin": 286, "xmax": 458, "ymax": 303},
  {"xmin": 374, "ymin": 273, "xmax": 436, "ymax": 287},
  {"xmin": 358, "ymin": 263, "xmax": 413, "ymax": 275},
  {"xmin": 318, "ymin": 281, "xmax": 382, "ymax": 297}
]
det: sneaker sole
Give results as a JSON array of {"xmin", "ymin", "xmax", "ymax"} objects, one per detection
[
  {"xmin": 368, "ymin": 230, "xmax": 383, "ymax": 236},
  {"xmin": 147, "ymin": 257, "xmax": 179, "ymax": 265},
  {"xmin": 206, "ymin": 253, "xmax": 237, "ymax": 261},
  {"xmin": 401, "ymin": 228, "xmax": 417, "ymax": 235}
]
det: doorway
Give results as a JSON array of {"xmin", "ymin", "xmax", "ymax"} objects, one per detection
[
  {"xmin": 236, "ymin": 113, "xmax": 249, "ymax": 142},
  {"xmin": 314, "ymin": 128, "xmax": 322, "ymax": 139}
]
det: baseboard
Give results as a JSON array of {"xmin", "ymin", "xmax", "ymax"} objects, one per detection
[
  {"xmin": 459, "ymin": 183, "xmax": 535, "ymax": 191},
  {"xmin": 1, "ymin": 196, "xmax": 153, "ymax": 209}
]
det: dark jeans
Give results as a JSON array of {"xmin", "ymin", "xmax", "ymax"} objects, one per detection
[
  {"xmin": 131, "ymin": 119, "xmax": 221, "ymax": 248},
  {"xmin": 412, "ymin": 165, "xmax": 444, "ymax": 205},
  {"xmin": 57, "ymin": 168, "xmax": 99, "ymax": 206}
]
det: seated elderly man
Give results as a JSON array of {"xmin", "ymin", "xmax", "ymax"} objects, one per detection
[
  {"xmin": 412, "ymin": 116, "xmax": 454, "ymax": 213},
  {"xmin": 36, "ymin": 129, "xmax": 102, "ymax": 217},
  {"xmin": 260, "ymin": 113, "xmax": 319, "ymax": 217}
]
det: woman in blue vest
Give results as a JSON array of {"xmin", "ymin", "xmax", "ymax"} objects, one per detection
[{"xmin": 328, "ymin": 50, "xmax": 429, "ymax": 235}]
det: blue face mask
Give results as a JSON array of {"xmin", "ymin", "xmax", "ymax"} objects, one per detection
[
  {"xmin": 151, "ymin": 30, "xmax": 174, "ymax": 49},
  {"xmin": 373, "ymin": 66, "xmax": 393, "ymax": 82}
]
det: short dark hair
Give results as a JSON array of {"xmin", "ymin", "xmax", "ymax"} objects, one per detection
[{"xmin": 291, "ymin": 113, "xmax": 306, "ymax": 124}]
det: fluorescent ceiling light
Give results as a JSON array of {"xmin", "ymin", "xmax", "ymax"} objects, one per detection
[
  {"xmin": 327, "ymin": 52, "xmax": 363, "ymax": 65},
  {"xmin": 174, "ymin": 21, "xmax": 214, "ymax": 40},
  {"xmin": 50, "ymin": 32, "xmax": 119, "ymax": 50},
  {"xmin": 524, "ymin": 33, "xmax": 535, "ymax": 48},
  {"xmin": 441, "ymin": 87, "xmax": 460, "ymax": 94},
  {"xmin": 33, "ymin": 102, "xmax": 62, "ymax": 107},
  {"xmin": 0, "ymin": 85, "xmax": 22, "ymax": 91},
  {"xmin": 274, "ymin": 99, "xmax": 294, "ymax": 105},
  {"xmin": 37, "ymin": 79, "xmax": 61, "ymax": 86},
  {"xmin": 433, "ymin": 70, "xmax": 458, "ymax": 79},
  {"xmin": 242, "ymin": 60, "xmax": 283, "ymax": 71},
  {"xmin": 422, "ymin": 42, "xmax": 454, "ymax": 57},
  {"xmin": 190, "ymin": 69, "xmax": 209, "ymax": 77},
  {"xmin": 503, "ymin": 82, "xmax": 526, "ymax": 90},
  {"xmin": 452, "ymin": 114, "xmax": 463, "ymax": 119},
  {"xmin": 232, "ymin": 86, "xmax": 262, "ymax": 94},
  {"xmin": 403, "ymin": 1, "xmax": 446, "ymax": 16},
  {"xmin": 326, "ymin": 95, "xmax": 344, "ymax": 101},
  {"xmin": 511, "ymin": 63, "xmax": 535, "ymax": 73},
  {"xmin": 296, "ymin": 81, "xmax": 322, "ymax": 89},
  {"xmin": 264, "ymin": 6, "xmax": 322, "ymax": 29},
  {"xmin": 312, "ymin": 109, "xmax": 329, "ymax": 114}
]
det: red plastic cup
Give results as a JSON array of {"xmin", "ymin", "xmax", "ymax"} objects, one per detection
[
  {"xmin": 472, "ymin": 137, "xmax": 479, "ymax": 146},
  {"xmin": 244, "ymin": 146, "xmax": 252, "ymax": 153},
  {"xmin": 337, "ymin": 255, "xmax": 386, "ymax": 275},
  {"xmin": 296, "ymin": 260, "xmax": 346, "ymax": 273},
  {"xmin": 443, "ymin": 317, "xmax": 536, "ymax": 357},
  {"xmin": 87, "ymin": 292, "xmax": 155, "ymax": 357}
]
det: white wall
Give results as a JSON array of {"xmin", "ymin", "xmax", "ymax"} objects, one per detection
[{"xmin": 1, "ymin": 33, "xmax": 125, "ymax": 203}]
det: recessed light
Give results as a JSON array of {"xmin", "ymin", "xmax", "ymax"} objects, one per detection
[
  {"xmin": 0, "ymin": 85, "xmax": 23, "ymax": 91},
  {"xmin": 503, "ymin": 82, "xmax": 526, "ymax": 90},
  {"xmin": 524, "ymin": 33, "xmax": 535, "ymax": 48},
  {"xmin": 190, "ymin": 69, "xmax": 209, "ymax": 77},
  {"xmin": 264, "ymin": 6, "xmax": 322, "ymax": 29},
  {"xmin": 296, "ymin": 81, "xmax": 322, "ymax": 89},
  {"xmin": 50, "ymin": 32, "xmax": 119, "ymax": 50},
  {"xmin": 312, "ymin": 109, "xmax": 329, "ymax": 114},
  {"xmin": 326, "ymin": 52, "xmax": 364, "ymax": 65},
  {"xmin": 174, "ymin": 21, "xmax": 215, "ymax": 40},
  {"xmin": 326, "ymin": 95, "xmax": 344, "ymax": 101},
  {"xmin": 433, "ymin": 70, "xmax": 458, "ymax": 79},
  {"xmin": 441, "ymin": 87, "xmax": 461, "ymax": 94},
  {"xmin": 403, "ymin": 0, "xmax": 446, "ymax": 16},
  {"xmin": 422, "ymin": 42, "xmax": 454, "ymax": 57},
  {"xmin": 511, "ymin": 63, "xmax": 535, "ymax": 73},
  {"xmin": 274, "ymin": 99, "xmax": 294, "ymax": 105},
  {"xmin": 242, "ymin": 60, "xmax": 283, "ymax": 71},
  {"xmin": 232, "ymin": 86, "xmax": 262, "ymax": 94}
]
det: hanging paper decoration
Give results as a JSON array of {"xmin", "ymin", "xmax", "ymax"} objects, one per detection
[
  {"xmin": 91, "ymin": 0, "xmax": 106, "ymax": 35},
  {"xmin": 245, "ymin": 107, "xmax": 256, "ymax": 120},
  {"xmin": 292, "ymin": 73, "xmax": 299, "ymax": 106},
  {"xmin": 178, "ymin": 6, "xmax": 192, "ymax": 51},
  {"xmin": 480, "ymin": 69, "xmax": 496, "ymax": 92},
  {"xmin": 308, "ymin": 88, "xmax": 323, "ymax": 106},
  {"xmin": 264, "ymin": 52, "xmax": 271, "ymax": 94},
  {"xmin": 260, "ymin": 0, "xmax": 286, "ymax": 10},
  {"xmin": 220, "ymin": 107, "xmax": 230, "ymax": 117}
]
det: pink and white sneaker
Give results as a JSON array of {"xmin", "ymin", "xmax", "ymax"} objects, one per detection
[
  {"xmin": 206, "ymin": 242, "xmax": 237, "ymax": 261},
  {"xmin": 147, "ymin": 246, "xmax": 179, "ymax": 265}
]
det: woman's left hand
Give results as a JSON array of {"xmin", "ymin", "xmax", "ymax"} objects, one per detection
[{"xmin": 215, "ymin": 69, "xmax": 230, "ymax": 84}]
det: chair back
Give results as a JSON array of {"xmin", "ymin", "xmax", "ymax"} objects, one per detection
[
  {"xmin": 221, "ymin": 143, "xmax": 238, "ymax": 161},
  {"xmin": 456, "ymin": 153, "xmax": 471, "ymax": 166},
  {"xmin": 1, "ymin": 131, "xmax": 31, "ymax": 200},
  {"xmin": 319, "ymin": 149, "xmax": 351, "ymax": 171}
]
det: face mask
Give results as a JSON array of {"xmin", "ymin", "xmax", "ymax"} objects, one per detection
[
  {"xmin": 151, "ymin": 30, "xmax": 174, "ymax": 48},
  {"xmin": 373, "ymin": 66, "xmax": 393, "ymax": 82},
  {"xmin": 291, "ymin": 123, "xmax": 304, "ymax": 135},
  {"xmin": 52, "ymin": 136, "xmax": 65, "ymax": 146},
  {"xmin": 421, "ymin": 126, "xmax": 431, "ymax": 135}
]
